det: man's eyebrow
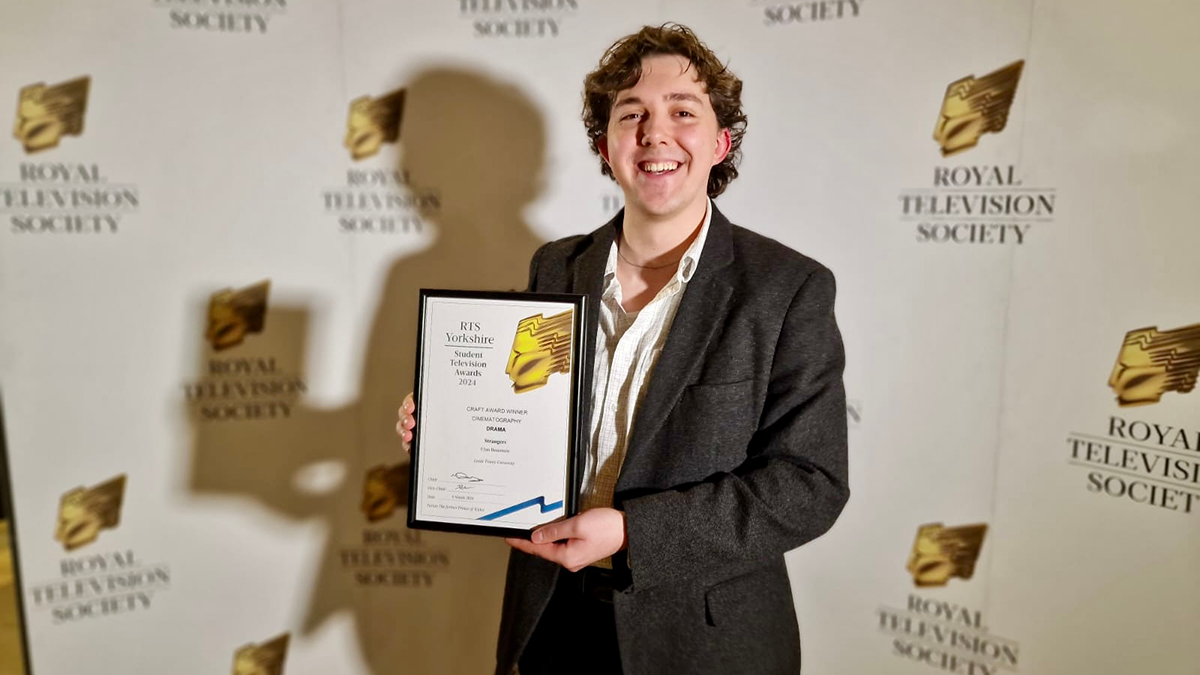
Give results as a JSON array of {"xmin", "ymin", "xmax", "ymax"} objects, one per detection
[{"xmin": 613, "ymin": 92, "xmax": 704, "ymax": 109}]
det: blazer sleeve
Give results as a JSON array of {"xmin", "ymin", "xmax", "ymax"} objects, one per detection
[{"xmin": 621, "ymin": 267, "xmax": 850, "ymax": 589}]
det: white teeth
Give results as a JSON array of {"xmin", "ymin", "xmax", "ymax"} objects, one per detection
[{"xmin": 641, "ymin": 161, "xmax": 679, "ymax": 173}]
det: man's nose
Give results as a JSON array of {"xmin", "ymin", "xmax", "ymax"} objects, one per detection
[{"xmin": 639, "ymin": 115, "xmax": 668, "ymax": 146}]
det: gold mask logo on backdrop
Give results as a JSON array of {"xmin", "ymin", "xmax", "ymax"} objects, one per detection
[
  {"xmin": 900, "ymin": 60, "xmax": 1053, "ymax": 246},
  {"xmin": 1108, "ymin": 323, "xmax": 1200, "ymax": 407},
  {"xmin": 906, "ymin": 522, "xmax": 987, "ymax": 587},
  {"xmin": 187, "ymin": 280, "xmax": 305, "ymax": 422},
  {"xmin": 206, "ymin": 280, "xmax": 270, "ymax": 351},
  {"xmin": 344, "ymin": 497, "xmax": 447, "ymax": 588},
  {"xmin": 233, "ymin": 633, "xmax": 290, "ymax": 675},
  {"xmin": 880, "ymin": 522, "xmax": 1018, "ymax": 671},
  {"xmin": 344, "ymin": 89, "xmax": 406, "ymax": 161},
  {"xmin": 1064, "ymin": 324, "xmax": 1200, "ymax": 515},
  {"xmin": 54, "ymin": 474, "xmax": 126, "ymax": 552},
  {"xmin": 506, "ymin": 310, "xmax": 573, "ymax": 393},
  {"xmin": 880, "ymin": 522, "xmax": 1019, "ymax": 672},
  {"xmin": 13, "ymin": 76, "xmax": 90, "ymax": 154},
  {"xmin": 326, "ymin": 89, "xmax": 439, "ymax": 233},
  {"xmin": 6, "ymin": 79, "xmax": 145, "ymax": 235},
  {"xmin": 933, "ymin": 61, "xmax": 1024, "ymax": 156},
  {"xmin": 361, "ymin": 464, "xmax": 407, "ymax": 522}
]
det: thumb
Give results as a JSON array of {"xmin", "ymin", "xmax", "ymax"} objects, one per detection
[{"xmin": 532, "ymin": 517, "xmax": 576, "ymax": 544}]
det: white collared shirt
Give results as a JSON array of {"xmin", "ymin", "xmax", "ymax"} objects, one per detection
[{"xmin": 579, "ymin": 200, "xmax": 713, "ymax": 530}]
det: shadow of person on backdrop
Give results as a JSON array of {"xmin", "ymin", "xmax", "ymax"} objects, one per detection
[{"xmin": 186, "ymin": 67, "xmax": 548, "ymax": 675}]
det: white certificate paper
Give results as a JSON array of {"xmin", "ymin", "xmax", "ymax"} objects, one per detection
[{"xmin": 409, "ymin": 291, "xmax": 585, "ymax": 536}]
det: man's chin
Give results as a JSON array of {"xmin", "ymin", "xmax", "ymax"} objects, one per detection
[{"xmin": 625, "ymin": 193, "xmax": 705, "ymax": 222}]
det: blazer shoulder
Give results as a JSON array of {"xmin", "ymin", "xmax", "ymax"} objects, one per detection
[
  {"xmin": 534, "ymin": 231, "xmax": 595, "ymax": 266},
  {"xmin": 526, "ymin": 222, "xmax": 613, "ymax": 292},
  {"xmin": 727, "ymin": 223, "xmax": 833, "ymax": 289}
]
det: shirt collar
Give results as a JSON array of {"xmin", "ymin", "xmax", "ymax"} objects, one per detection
[
  {"xmin": 604, "ymin": 198, "xmax": 713, "ymax": 287},
  {"xmin": 678, "ymin": 198, "xmax": 712, "ymax": 283}
]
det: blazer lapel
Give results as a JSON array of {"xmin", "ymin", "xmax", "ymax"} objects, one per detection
[
  {"xmin": 572, "ymin": 213, "xmax": 617, "ymax": 317},
  {"xmin": 617, "ymin": 205, "xmax": 735, "ymax": 488}
]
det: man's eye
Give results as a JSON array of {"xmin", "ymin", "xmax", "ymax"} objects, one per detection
[
  {"xmin": 676, "ymin": 110, "xmax": 694, "ymax": 117},
  {"xmin": 621, "ymin": 112, "xmax": 641, "ymax": 121}
]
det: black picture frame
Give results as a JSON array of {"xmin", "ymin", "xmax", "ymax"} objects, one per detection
[{"xmin": 406, "ymin": 289, "xmax": 587, "ymax": 539}]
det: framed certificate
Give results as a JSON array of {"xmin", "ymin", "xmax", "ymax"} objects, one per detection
[{"xmin": 407, "ymin": 289, "xmax": 587, "ymax": 538}]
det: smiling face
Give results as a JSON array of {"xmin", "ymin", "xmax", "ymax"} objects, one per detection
[{"xmin": 597, "ymin": 54, "xmax": 731, "ymax": 223}]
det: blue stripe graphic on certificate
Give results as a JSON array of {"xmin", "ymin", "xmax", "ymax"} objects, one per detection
[{"xmin": 478, "ymin": 495, "xmax": 563, "ymax": 521}]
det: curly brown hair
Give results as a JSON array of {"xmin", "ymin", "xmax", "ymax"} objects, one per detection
[{"xmin": 582, "ymin": 23, "xmax": 747, "ymax": 198}]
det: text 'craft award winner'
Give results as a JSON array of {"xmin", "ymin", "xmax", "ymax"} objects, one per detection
[{"xmin": 408, "ymin": 290, "xmax": 586, "ymax": 537}]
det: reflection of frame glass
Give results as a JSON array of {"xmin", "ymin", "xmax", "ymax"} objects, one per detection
[{"xmin": 407, "ymin": 289, "xmax": 587, "ymax": 539}]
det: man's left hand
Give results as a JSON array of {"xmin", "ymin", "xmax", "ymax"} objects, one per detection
[{"xmin": 505, "ymin": 508, "xmax": 628, "ymax": 572}]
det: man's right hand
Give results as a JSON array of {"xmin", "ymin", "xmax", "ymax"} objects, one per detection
[{"xmin": 395, "ymin": 392, "xmax": 416, "ymax": 454}]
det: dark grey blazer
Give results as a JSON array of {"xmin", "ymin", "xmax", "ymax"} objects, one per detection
[{"xmin": 496, "ymin": 204, "xmax": 849, "ymax": 675}]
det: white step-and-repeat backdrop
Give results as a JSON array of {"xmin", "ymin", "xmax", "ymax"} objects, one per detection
[{"xmin": 1, "ymin": 0, "xmax": 1196, "ymax": 673}]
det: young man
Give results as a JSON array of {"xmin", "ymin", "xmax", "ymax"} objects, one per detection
[{"xmin": 399, "ymin": 24, "xmax": 848, "ymax": 675}]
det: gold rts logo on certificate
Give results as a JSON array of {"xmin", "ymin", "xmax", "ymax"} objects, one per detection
[
  {"xmin": 506, "ymin": 310, "xmax": 574, "ymax": 393},
  {"xmin": 408, "ymin": 290, "xmax": 586, "ymax": 538}
]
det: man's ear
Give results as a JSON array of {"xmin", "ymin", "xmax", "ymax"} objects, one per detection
[
  {"xmin": 712, "ymin": 128, "xmax": 732, "ymax": 166},
  {"xmin": 597, "ymin": 136, "xmax": 610, "ymax": 165}
]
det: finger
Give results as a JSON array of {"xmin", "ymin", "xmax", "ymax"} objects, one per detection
[
  {"xmin": 532, "ymin": 517, "xmax": 578, "ymax": 544},
  {"xmin": 403, "ymin": 415, "xmax": 416, "ymax": 430},
  {"xmin": 395, "ymin": 421, "xmax": 412, "ymax": 453},
  {"xmin": 506, "ymin": 538, "xmax": 563, "ymax": 563},
  {"xmin": 404, "ymin": 392, "xmax": 415, "ymax": 413}
]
